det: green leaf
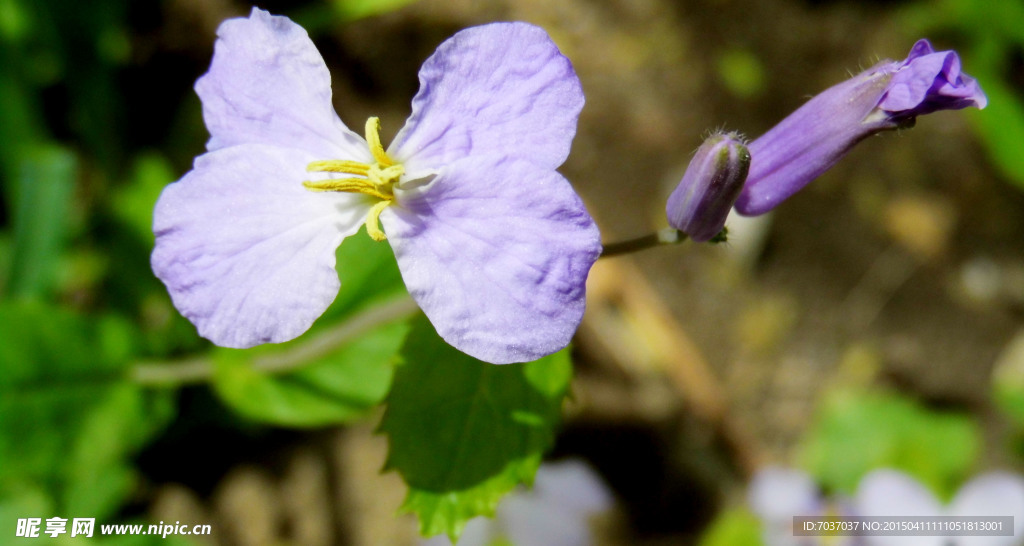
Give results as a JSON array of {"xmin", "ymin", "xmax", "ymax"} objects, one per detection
[
  {"xmin": 110, "ymin": 153, "xmax": 176, "ymax": 246},
  {"xmin": 211, "ymin": 318, "xmax": 409, "ymax": 427},
  {"xmin": 902, "ymin": 0, "xmax": 1024, "ymax": 45},
  {"xmin": 0, "ymin": 234, "xmax": 11, "ymax": 299},
  {"xmin": 898, "ymin": 0, "xmax": 1024, "ymax": 191},
  {"xmin": 995, "ymin": 382, "xmax": 1024, "ymax": 430},
  {"xmin": 0, "ymin": 301, "xmax": 173, "ymax": 519},
  {"xmin": 6, "ymin": 143, "xmax": 77, "ymax": 300},
  {"xmin": 799, "ymin": 389, "xmax": 979, "ymax": 500},
  {"xmin": 380, "ymin": 314, "xmax": 573, "ymax": 541},
  {"xmin": 63, "ymin": 382, "xmax": 175, "ymax": 517},
  {"xmin": 992, "ymin": 330, "xmax": 1024, "ymax": 432},
  {"xmin": 715, "ymin": 49, "xmax": 765, "ymax": 100},
  {"xmin": 698, "ymin": 508, "xmax": 764, "ymax": 546},
  {"xmin": 0, "ymin": 485, "xmax": 53, "ymax": 535},
  {"xmin": 964, "ymin": 40, "xmax": 1024, "ymax": 190},
  {"xmin": 332, "ymin": 0, "xmax": 420, "ymax": 21},
  {"xmin": 0, "ymin": 0, "xmax": 30, "ymax": 43},
  {"xmin": 0, "ymin": 45, "xmax": 47, "ymax": 190},
  {"xmin": 327, "ymin": 226, "xmax": 408, "ymax": 319},
  {"xmin": 0, "ymin": 302, "xmax": 126, "ymax": 484}
]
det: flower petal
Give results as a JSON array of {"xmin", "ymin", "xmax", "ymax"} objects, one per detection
[
  {"xmin": 855, "ymin": 470, "xmax": 945, "ymax": 546},
  {"xmin": 878, "ymin": 40, "xmax": 987, "ymax": 117},
  {"xmin": 531, "ymin": 460, "xmax": 613, "ymax": 517},
  {"xmin": 735, "ymin": 39, "xmax": 984, "ymax": 217},
  {"xmin": 856, "ymin": 469, "xmax": 943, "ymax": 518},
  {"xmin": 948, "ymin": 473, "xmax": 1024, "ymax": 546},
  {"xmin": 381, "ymin": 155, "xmax": 601, "ymax": 364},
  {"xmin": 496, "ymin": 494, "xmax": 592, "ymax": 546},
  {"xmin": 389, "ymin": 22, "xmax": 584, "ymax": 175},
  {"xmin": 152, "ymin": 144, "xmax": 365, "ymax": 348},
  {"xmin": 195, "ymin": 8, "xmax": 369, "ymax": 160},
  {"xmin": 734, "ymin": 66, "xmax": 898, "ymax": 216},
  {"xmin": 748, "ymin": 467, "xmax": 822, "ymax": 521}
]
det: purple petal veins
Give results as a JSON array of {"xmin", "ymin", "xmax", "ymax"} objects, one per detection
[
  {"xmin": 151, "ymin": 144, "xmax": 364, "ymax": 348},
  {"xmin": 195, "ymin": 9, "xmax": 368, "ymax": 160},
  {"xmin": 383, "ymin": 155, "xmax": 600, "ymax": 364},
  {"xmin": 389, "ymin": 23, "xmax": 585, "ymax": 175}
]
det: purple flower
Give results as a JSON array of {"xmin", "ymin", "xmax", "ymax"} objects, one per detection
[
  {"xmin": 734, "ymin": 39, "xmax": 987, "ymax": 216},
  {"xmin": 665, "ymin": 132, "xmax": 750, "ymax": 242},
  {"xmin": 151, "ymin": 9, "xmax": 601, "ymax": 364},
  {"xmin": 855, "ymin": 469, "xmax": 1024, "ymax": 546}
]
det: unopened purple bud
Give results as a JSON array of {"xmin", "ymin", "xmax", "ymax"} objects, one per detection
[
  {"xmin": 666, "ymin": 132, "xmax": 750, "ymax": 242},
  {"xmin": 734, "ymin": 39, "xmax": 986, "ymax": 216}
]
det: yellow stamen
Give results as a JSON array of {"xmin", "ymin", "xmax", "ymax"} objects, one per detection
[
  {"xmin": 365, "ymin": 117, "xmax": 395, "ymax": 167},
  {"xmin": 302, "ymin": 178, "xmax": 393, "ymax": 201},
  {"xmin": 365, "ymin": 200, "xmax": 391, "ymax": 242},
  {"xmin": 372, "ymin": 163, "xmax": 405, "ymax": 184},
  {"xmin": 302, "ymin": 117, "xmax": 404, "ymax": 241},
  {"xmin": 307, "ymin": 160, "xmax": 370, "ymax": 175}
]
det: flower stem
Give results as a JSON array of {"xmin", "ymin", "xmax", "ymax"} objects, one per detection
[
  {"xmin": 131, "ymin": 294, "xmax": 420, "ymax": 387},
  {"xmin": 600, "ymin": 227, "xmax": 688, "ymax": 258}
]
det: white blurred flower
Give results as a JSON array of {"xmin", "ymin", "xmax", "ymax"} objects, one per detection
[
  {"xmin": 855, "ymin": 469, "xmax": 1024, "ymax": 546},
  {"xmin": 748, "ymin": 467, "xmax": 858, "ymax": 546},
  {"xmin": 422, "ymin": 459, "xmax": 614, "ymax": 546}
]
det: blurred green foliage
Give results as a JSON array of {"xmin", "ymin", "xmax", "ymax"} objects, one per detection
[
  {"xmin": 699, "ymin": 388, "xmax": 983, "ymax": 546},
  {"xmin": 902, "ymin": 0, "xmax": 1024, "ymax": 190},
  {"xmin": 716, "ymin": 49, "xmax": 766, "ymax": 100},
  {"xmin": 800, "ymin": 389, "xmax": 979, "ymax": 500},
  {"xmin": 0, "ymin": 0, "xmax": 433, "ymax": 538},
  {"xmin": 0, "ymin": 301, "xmax": 174, "ymax": 523},
  {"xmin": 334, "ymin": 0, "xmax": 421, "ymax": 21},
  {"xmin": 7, "ymin": 145, "xmax": 76, "ymax": 299},
  {"xmin": 992, "ymin": 332, "xmax": 1024, "ymax": 462},
  {"xmin": 0, "ymin": 0, "xmax": 1017, "ymax": 541},
  {"xmin": 697, "ymin": 508, "xmax": 762, "ymax": 546}
]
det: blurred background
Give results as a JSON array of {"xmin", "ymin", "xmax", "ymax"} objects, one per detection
[{"xmin": 2, "ymin": 0, "xmax": 1024, "ymax": 544}]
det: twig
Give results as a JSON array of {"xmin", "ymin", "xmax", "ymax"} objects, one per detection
[
  {"xmin": 601, "ymin": 228, "xmax": 687, "ymax": 258},
  {"xmin": 131, "ymin": 295, "xmax": 420, "ymax": 387}
]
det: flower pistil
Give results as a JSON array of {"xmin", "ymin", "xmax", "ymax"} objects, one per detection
[{"xmin": 303, "ymin": 117, "xmax": 403, "ymax": 241}]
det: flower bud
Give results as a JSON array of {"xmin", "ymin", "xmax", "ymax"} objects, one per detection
[
  {"xmin": 734, "ymin": 39, "xmax": 986, "ymax": 216},
  {"xmin": 666, "ymin": 132, "xmax": 750, "ymax": 242}
]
